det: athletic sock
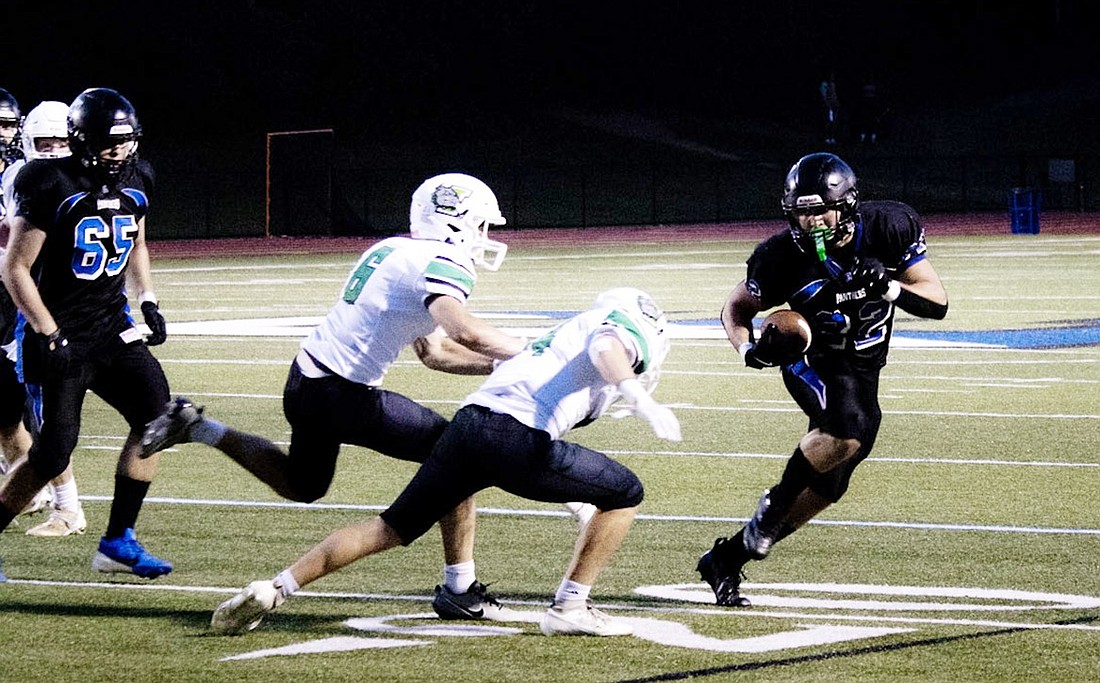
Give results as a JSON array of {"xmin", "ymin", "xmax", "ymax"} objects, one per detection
[
  {"xmin": 443, "ymin": 560, "xmax": 477, "ymax": 593},
  {"xmin": 768, "ymin": 447, "xmax": 817, "ymax": 513},
  {"xmin": 554, "ymin": 579, "xmax": 591, "ymax": 607},
  {"xmin": 724, "ymin": 529, "xmax": 755, "ymax": 566},
  {"xmin": 104, "ymin": 476, "xmax": 150, "ymax": 538},
  {"xmin": 773, "ymin": 522, "xmax": 797, "ymax": 545},
  {"xmin": 190, "ymin": 417, "xmax": 228, "ymax": 446},
  {"xmin": 52, "ymin": 478, "xmax": 80, "ymax": 512}
]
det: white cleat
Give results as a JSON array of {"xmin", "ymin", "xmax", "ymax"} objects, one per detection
[
  {"xmin": 20, "ymin": 487, "xmax": 53, "ymax": 517},
  {"xmin": 211, "ymin": 580, "xmax": 282, "ymax": 635},
  {"xmin": 539, "ymin": 601, "xmax": 632, "ymax": 637},
  {"xmin": 26, "ymin": 506, "xmax": 87, "ymax": 537}
]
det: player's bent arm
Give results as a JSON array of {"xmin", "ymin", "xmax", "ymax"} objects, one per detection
[
  {"xmin": 427, "ymin": 294, "xmax": 526, "ymax": 360},
  {"xmin": 721, "ymin": 281, "xmax": 762, "ymax": 352},
  {"xmin": 890, "ymin": 259, "xmax": 948, "ymax": 319},
  {"xmin": 125, "ymin": 217, "xmax": 157, "ymax": 301},
  {"xmin": 589, "ymin": 334, "xmax": 638, "ymax": 387},
  {"xmin": 2, "ymin": 216, "xmax": 57, "ymax": 334},
  {"xmin": 413, "ymin": 328, "xmax": 496, "ymax": 375},
  {"xmin": 591, "ymin": 334, "xmax": 681, "ymax": 441}
]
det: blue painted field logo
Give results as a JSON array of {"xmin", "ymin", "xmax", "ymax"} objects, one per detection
[{"xmin": 221, "ymin": 582, "xmax": 1100, "ymax": 661}]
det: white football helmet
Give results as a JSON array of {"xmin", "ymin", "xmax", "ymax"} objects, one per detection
[
  {"xmin": 409, "ymin": 172, "xmax": 508, "ymax": 271},
  {"xmin": 21, "ymin": 101, "xmax": 70, "ymax": 160},
  {"xmin": 593, "ymin": 287, "xmax": 671, "ymax": 392}
]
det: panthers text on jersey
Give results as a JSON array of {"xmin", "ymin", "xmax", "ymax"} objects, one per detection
[
  {"xmin": 746, "ymin": 200, "xmax": 929, "ymax": 368},
  {"xmin": 301, "ymin": 235, "xmax": 479, "ymax": 386},
  {"xmin": 466, "ymin": 306, "xmax": 653, "ymax": 440},
  {"xmin": 12, "ymin": 155, "xmax": 154, "ymax": 346}
]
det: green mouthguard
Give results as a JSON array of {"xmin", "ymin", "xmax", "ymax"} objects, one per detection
[{"xmin": 811, "ymin": 227, "xmax": 828, "ymax": 261}]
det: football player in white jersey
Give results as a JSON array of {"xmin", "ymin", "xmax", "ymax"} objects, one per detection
[
  {"xmin": 141, "ymin": 173, "xmax": 526, "ymax": 616},
  {"xmin": 0, "ymin": 101, "xmax": 87, "ymax": 537},
  {"xmin": 208, "ymin": 288, "xmax": 680, "ymax": 638}
]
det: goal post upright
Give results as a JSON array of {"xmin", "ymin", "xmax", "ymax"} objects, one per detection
[{"xmin": 264, "ymin": 128, "xmax": 335, "ymax": 238}]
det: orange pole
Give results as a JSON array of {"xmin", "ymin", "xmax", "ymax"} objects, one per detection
[{"xmin": 264, "ymin": 129, "xmax": 334, "ymax": 239}]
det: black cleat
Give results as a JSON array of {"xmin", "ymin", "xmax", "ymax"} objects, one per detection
[
  {"xmin": 140, "ymin": 397, "xmax": 204, "ymax": 458},
  {"xmin": 432, "ymin": 581, "xmax": 509, "ymax": 621},
  {"xmin": 696, "ymin": 537, "xmax": 751, "ymax": 607}
]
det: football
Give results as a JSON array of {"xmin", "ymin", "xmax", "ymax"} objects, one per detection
[{"xmin": 760, "ymin": 309, "xmax": 812, "ymax": 356}]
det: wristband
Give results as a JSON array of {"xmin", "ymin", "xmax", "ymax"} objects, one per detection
[
  {"xmin": 883, "ymin": 280, "xmax": 902, "ymax": 302},
  {"xmin": 738, "ymin": 341, "xmax": 753, "ymax": 359},
  {"xmin": 139, "ymin": 291, "xmax": 158, "ymax": 305}
]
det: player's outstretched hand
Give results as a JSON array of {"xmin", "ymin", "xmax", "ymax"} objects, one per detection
[
  {"xmin": 618, "ymin": 378, "xmax": 682, "ymax": 441},
  {"xmin": 635, "ymin": 399, "xmax": 682, "ymax": 441}
]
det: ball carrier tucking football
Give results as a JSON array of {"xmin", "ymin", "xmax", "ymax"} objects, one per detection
[
  {"xmin": 740, "ymin": 309, "xmax": 812, "ymax": 369},
  {"xmin": 698, "ymin": 152, "xmax": 948, "ymax": 609}
]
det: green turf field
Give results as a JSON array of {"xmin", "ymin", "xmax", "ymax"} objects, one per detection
[{"xmin": 2, "ymin": 232, "xmax": 1098, "ymax": 682}]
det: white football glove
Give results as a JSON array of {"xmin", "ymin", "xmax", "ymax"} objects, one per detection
[{"xmin": 617, "ymin": 378, "xmax": 682, "ymax": 442}]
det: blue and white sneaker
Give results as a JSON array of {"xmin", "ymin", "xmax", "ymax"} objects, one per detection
[{"xmin": 92, "ymin": 528, "xmax": 173, "ymax": 579}]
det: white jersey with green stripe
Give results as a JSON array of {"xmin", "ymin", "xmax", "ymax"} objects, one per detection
[
  {"xmin": 301, "ymin": 235, "xmax": 477, "ymax": 386},
  {"xmin": 1, "ymin": 158, "xmax": 25, "ymax": 217},
  {"xmin": 465, "ymin": 306, "xmax": 653, "ymax": 440}
]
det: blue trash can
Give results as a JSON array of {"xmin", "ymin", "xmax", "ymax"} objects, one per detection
[{"xmin": 1009, "ymin": 188, "xmax": 1041, "ymax": 234}]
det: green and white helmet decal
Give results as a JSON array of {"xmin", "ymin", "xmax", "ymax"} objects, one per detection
[{"xmin": 408, "ymin": 172, "xmax": 509, "ymax": 271}]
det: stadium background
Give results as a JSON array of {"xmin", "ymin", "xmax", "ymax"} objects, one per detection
[{"xmin": 3, "ymin": 1, "xmax": 1099, "ymax": 238}]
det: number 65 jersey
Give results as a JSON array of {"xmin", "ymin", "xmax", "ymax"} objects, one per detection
[{"xmin": 12, "ymin": 155, "xmax": 154, "ymax": 345}]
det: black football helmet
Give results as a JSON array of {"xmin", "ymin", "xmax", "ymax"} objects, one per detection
[
  {"xmin": 0, "ymin": 87, "xmax": 22, "ymax": 164},
  {"xmin": 67, "ymin": 88, "xmax": 142, "ymax": 182},
  {"xmin": 781, "ymin": 152, "xmax": 859, "ymax": 258}
]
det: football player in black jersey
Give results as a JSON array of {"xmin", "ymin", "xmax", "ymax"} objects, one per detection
[
  {"xmin": 697, "ymin": 152, "xmax": 948, "ymax": 607},
  {"xmin": 0, "ymin": 88, "xmax": 173, "ymax": 579}
]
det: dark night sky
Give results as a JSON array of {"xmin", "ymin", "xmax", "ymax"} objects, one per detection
[{"xmin": 4, "ymin": 1, "xmax": 1098, "ymax": 142}]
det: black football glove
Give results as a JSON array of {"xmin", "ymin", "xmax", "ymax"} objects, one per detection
[
  {"xmin": 141, "ymin": 301, "xmax": 167, "ymax": 346},
  {"xmin": 42, "ymin": 329, "xmax": 73, "ymax": 379},
  {"xmin": 743, "ymin": 323, "xmax": 782, "ymax": 369},
  {"xmin": 743, "ymin": 342, "xmax": 775, "ymax": 369},
  {"xmin": 850, "ymin": 257, "xmax": 890, "ymax": 299}
]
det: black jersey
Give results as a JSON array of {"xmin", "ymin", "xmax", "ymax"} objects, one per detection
[
  {"xmin": 745, "ymin": 200, "xmax": 930, "ymax": 368},
  {"xmin": 0, "ymin": 286, "xmax": 17, "ymax": 345},
  {"xmin": 12, "ymin": 155, "xmax": 154, "ymax": 345}
]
